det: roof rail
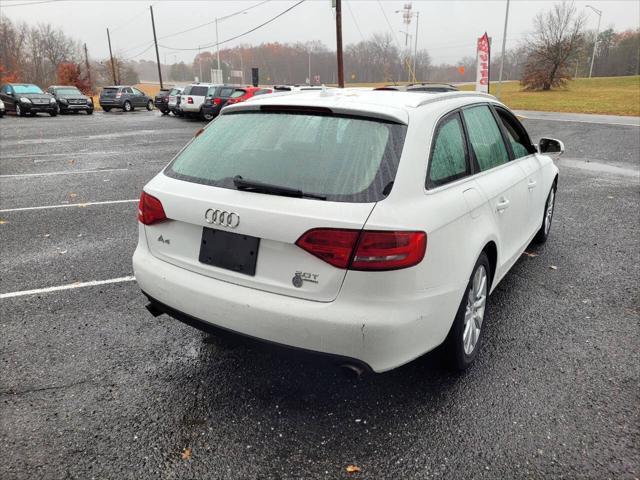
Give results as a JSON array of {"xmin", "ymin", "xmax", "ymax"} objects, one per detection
[{"xmin": 416, "ymin": 91, "xmax": 495, "ymax": 108}]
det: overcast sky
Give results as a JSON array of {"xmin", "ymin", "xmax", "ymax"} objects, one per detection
[{"xmin": 2, "ymin": 0, "xmax": 639, "ymax": 65}]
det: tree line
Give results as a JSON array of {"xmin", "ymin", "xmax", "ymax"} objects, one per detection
[{"xmin": 1, "ymin": 4, "xmax": 639, "ymax": 92}]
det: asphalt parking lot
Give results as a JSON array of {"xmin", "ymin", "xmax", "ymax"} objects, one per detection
[{"xmin": 1, "ymin": 109, "xmax": 638, "ymax": 479}]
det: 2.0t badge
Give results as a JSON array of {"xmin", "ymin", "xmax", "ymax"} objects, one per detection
[{"xmin": 204, "ymin": 209, "xmax": 240, "ymax": 228}]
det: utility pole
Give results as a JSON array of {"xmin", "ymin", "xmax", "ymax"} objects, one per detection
[
  {"xmin": 106, "ymin": 28, "xmax": 117, "ymax": 84},
  {"xmin": 586, "ymin": 5, "xmax": 602, "ymax": 78},
  {"xmin": 396, "ymin": 4, "xmax": 419, "ymax": 83},
  {"xmin": 335, "ymin": 0, "xmax": 344, "ymax": 87},
  {"xmin": 83, "ymin": 43, "xmax": 92, "ymax": 86},
  {"xmin": 496, "ymin": 0, "xmax": 510, "ymax": 99},
  {"xmin": 150, "ymin": 5, "xmax": 163, "ymax": 89}
]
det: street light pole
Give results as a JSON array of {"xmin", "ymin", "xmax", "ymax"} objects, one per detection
[
  {"xmin": 215, "ymin": 17, "xmax": 221, "ymax": 80},
  {"xmin": 496, "ymin": 0, "xmax": 510, "ymax": 99},
  {"xmin": 412, "ymin": 11, "xmax": 419, "ymax": 82},
  {"xmin": 586, "ymin": 5, "xmax": 602, "ymax": 78}
]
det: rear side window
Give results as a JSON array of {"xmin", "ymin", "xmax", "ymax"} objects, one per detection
[
  {"xmin": 219, "ymin": 87, "xmax": 234, "ymax": 97},
  {"xmin": 427, "ymin": 113, "xmax": 469, "ymax": 188},
  {"xmin": 462, "ymin": 105, "xmax": 509, "ymax": 172},
  {"xmin": 190, "ymin": 86, "xmax": 209, "ymax": 96},
  {"xmin": 254, "ymin": 89, "xmax": 272, "ymax": 96},
  {"xmin": 494, "ymin": 108, "xmax": 535, "ymax": 159},
  {"xmin": 165, "ymin": 111, "xmax": 407, "ymax": 203}
]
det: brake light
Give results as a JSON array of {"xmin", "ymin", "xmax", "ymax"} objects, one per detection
[
  {"xmin": 187, "ymin": 97, "xmax": 193, "ymax": 104},
  {"xmin": 138, "ymin": 191, "xmax": 167, "ymax": 225},
  {"xmin": 296, "ymin": 229, "xmax": 426, "ymax": 271},
  {"xmin": 213, "ymin": 97, "xmax": 221, "ymax": 105}
]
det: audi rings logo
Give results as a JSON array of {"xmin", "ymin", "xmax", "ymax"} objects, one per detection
[{"xmin": 204, "ymin": 209, "xmax": 240, "ymax": 228}]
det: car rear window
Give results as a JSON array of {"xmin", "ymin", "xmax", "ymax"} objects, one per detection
[
  {"xmin": 101, "ymin": 88, "xmax": 118, "ymax": 96},
  {"xmin": 165, "ymin": 111, "xmax": 407, "ymax": 202},
  {"xmin": 230, "ymin": 90, "xmax": 246, "ymax": 98},
  {"xmin": 189, "ymin": 86, "xmax": 209, "ymax": 96}
]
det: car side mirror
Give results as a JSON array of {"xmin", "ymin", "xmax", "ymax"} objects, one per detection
[{"xmin": 538, "ymin": 138, "xmax": 564, "ymax": 157}]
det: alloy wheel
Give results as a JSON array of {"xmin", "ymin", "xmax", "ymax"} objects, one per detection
[
  {"xmin": 462, "ymin": 265, "xmax": 487, "ymax": 355},
  {"xmin": 544, "ymin": 189, "xmax": 555, "ymax": 235}
]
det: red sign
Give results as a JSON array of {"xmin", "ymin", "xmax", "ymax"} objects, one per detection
[{"xmin": 476, "ymin": 32, "xmax": 490, "ymax": 93}]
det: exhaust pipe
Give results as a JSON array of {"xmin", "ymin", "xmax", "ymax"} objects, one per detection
[{"xmin": 339, "ymin": 363, "xmax": 364, "ymax": 379}]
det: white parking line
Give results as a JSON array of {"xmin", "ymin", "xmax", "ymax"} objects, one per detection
[
  {"xmin": 0, "ymin": 168, "xmax": 128, "ymax": 179},
  {"xmin": 0, "ymin": 276, "xmax": 136, "ymax": 299},
  {"xmin": 0, "ymin": 199, "xmax": 137, "ymax": 213},
  {"xmin": 0, "ymin": 151, "xmax": 120, "ymax": 160}
]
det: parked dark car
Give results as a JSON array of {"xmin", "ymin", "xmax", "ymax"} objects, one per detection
[
  {"xmin": 374, "ymin": 83, "xmax": 459, "ymax": 93},
  {"xmin": 154, "ymin": 88, "xmax": 171, "ymax": 114},
  {"xmin": 200, "ymin": 85, "xmax": 238, "ymax": 121},
  {"xmin": 47, "ymin": 85, "xmax": 93, "ymax": 114},
  {"xmin": 99, "ymin": 86, "xmax": 153, "ymax": 112},
  {"xmin": 0, "ymin": 83, "xmax": 58, "ymax": 116}
]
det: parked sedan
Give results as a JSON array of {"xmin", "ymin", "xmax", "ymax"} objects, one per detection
[
  {"xmin": 99, "ymin": 86, "xmax": 153, "ymax": 112},
  {"xmin": 47, "ymin": 85, "xmax": 93, "ymax": 114},
  {"xmin": 0, "ymin": 83, "xmax": 58, "ymax": 116},
  {"xmin": 134, "ymin": 89, "xmax": 561, "ymax": 374}
]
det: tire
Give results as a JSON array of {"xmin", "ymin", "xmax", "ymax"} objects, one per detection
[
  {"xmin": 161, "ymin": 109, "xmax": 169, "ymax": 115},
  {"xmin": 533, "ymin": 182, "xmax": 557, "ymax": 244},
  {"xmin": 103, "ymin": 107, "xmax": 111, "ymax": 112},
  {"xmin": 146, "ymin": 100, "xmax": 153, "ymax": 111},
  {"xmin": 16, "ymin": 104, "xmax": 23, "ymax": 117},
  {"xmin": 201, "ymin": 108, "xmax": 214, "ymax": 121},
  {"xmin": 123, "ymin": 101, "xmax": 132, "ymax": 112},
  {"xmin": 86, "ymin": 109, "xmax": 93, "ymax": 115},
  {"xmin": 30, "ymin": 111, "xmax": 37, "ymax": 117},
  {"xmin": 49, "ymin": 108, "xmax": 58, "ymax": 117},
  {"xmin": 445, "ymin": 252, "xmax": 491, "ymax": 371}
]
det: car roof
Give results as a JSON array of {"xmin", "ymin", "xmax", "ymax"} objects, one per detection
[
  {"xmin": 48, "ymin": 85, "xmax": 80, "ymax": 89},
  {"xmin": 223, "ymin": 88, "xmax": 497, "ymax": 124}
]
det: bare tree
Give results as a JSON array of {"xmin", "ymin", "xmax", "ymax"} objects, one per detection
[{"xmin": 521, "ymin": 2, "xmax": 586, "ymax": 90}]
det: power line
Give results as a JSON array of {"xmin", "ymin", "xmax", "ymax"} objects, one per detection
[
  {"xmin": 158, "ymin": 0, "xmax": 271, "ymax": 41},
  {"xmin": 159, "ymin": 0, "xmax": 305, "ymax": 52},
  {"xmin": 345, "ymin": 0, "xmax": 365, "ymax": 42}
]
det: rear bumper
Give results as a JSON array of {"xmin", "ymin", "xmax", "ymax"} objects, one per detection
[
  {"xmin": 99, "ymin": 99, "xmax": 122, "ymax": 108},
  {"xmin": 133, "ymin": 238, "xmax": 461, "ymax": 372},
  {"xmin": 202, "ymin": 104, "xmax": 222, "ymax": 117}
]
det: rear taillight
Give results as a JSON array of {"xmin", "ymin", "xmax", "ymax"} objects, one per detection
[
  {"xmin": 351, "ymin": 231, "xmax": 426, "ymax": 270},
  {"xmin": 213, "ymin": 97, "xmax": 221, "ymax": 105},
  {"xmin": 138, "ymin": 191, "xmax": 167, "ymax": 225},
  {"xmin": 187, "ymin": 97, "xmax": 193, "ymax": 104},
  {"xmin": 295, "ymin": 229, "xmax": 426, "ymax": 271},
  {"xmin": 163, "ymin": 97, "xmax": 168, "ymax": 102},
  {"xmin": 115, "ymin": 92, "xmax": 122, "ymax": 98},
  {"xmin": 295, "ymin": 229, "xmax": 360, "ymax": 269}
]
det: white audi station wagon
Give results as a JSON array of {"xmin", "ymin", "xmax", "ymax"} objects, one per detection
[{"xmin": 133, "ymin": 88, "xmax": 561, "ymax": 373}]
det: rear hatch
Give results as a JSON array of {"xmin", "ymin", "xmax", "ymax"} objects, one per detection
[
  {"xmin": 180, "ymin": 85, "xmax": 210, "ymax": 110},
  {"xmin": 100, "ymin": 87, "xmax": 118, "ymax": 101},
  {"xmin": 141, "ymin": 107, "xmax": 407, "ymax": 302}
]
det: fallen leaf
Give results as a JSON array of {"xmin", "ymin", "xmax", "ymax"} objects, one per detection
[
  {"xmin": 44, "ymin": 233, "xmax": 50, "ymax": 238},
  {"xmin": 0, "ymin": 219, "xmax": 7, "ymax": 225},
  {"xmin": 607, "ymin": 196, "xmax": 614, "ymax": 199},
  {"xmin": 346, "ymin": 465, "xmax": 361, "ymax": 473},
  {"xmin": 58, "ymin": 249, "xmax": 68, "ymax": 255},
  {"xmin": 181, "ymin": 447, "xmax": 192, "ymax": 461},
  {"xmin": 523, "ymin": 251, "xmax": 538, "ymax": 258},
  {"xmin": 549, "ymin": 265, "xmax": 558, "ymax": 270},
  {"xmin": 69, "ymin": 192, "xmax": 78, "ymax": 198}
]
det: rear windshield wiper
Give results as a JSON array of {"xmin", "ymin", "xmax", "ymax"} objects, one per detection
[{"xmin": 233, "ymin": 175, "xmax": 326, "ymax": 200}]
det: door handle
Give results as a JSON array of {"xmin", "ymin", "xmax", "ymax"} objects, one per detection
[
  {"xmin": 528, "ymin": 179, "xmax": 538, "ymax": 190},
  {"xmin": 496, "ymin": 198, "xmax": 510, "ymax": 213}
]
